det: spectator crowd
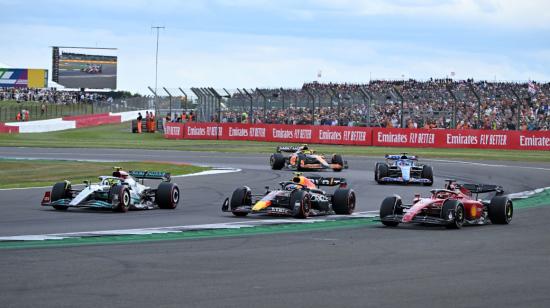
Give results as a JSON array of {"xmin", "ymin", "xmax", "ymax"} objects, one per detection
[
  {"xmin": 220, "ymin": 80, "xmax": 549, "ymax": 131},
  {"xmin": 0, "ymin": 87, "xmax": 112, "ymax": 104},
  {"xmin": 2, "ymin": 79, "xmax": 549, "ymax": 131}
]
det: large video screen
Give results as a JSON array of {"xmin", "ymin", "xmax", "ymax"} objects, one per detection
[{"xmin": 52, "ymin": 47, "xmax": 117, "ymax": 89}]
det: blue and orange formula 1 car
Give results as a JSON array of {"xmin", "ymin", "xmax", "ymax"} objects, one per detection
[
  {"xmin": 41, "ymin": 168, "xmax": 179, "ymax": 212},
  {"xmin": 270, "ymin": 145, "xmax": 347, "ymax": 172},
  {"xmin": 379, "ymin": 180, "xmax": 513, "ymax": 229},
  {"xmin": 374, "ymin": 153, "xmax": 433, "ymax": 185},
  {"xmin": 222, "ymin": 173, "xmax": 355, "ymax": 218}
]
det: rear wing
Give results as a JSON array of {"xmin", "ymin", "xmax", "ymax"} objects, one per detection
[
  {"xmin": 307, "ymin": 176, "xmax": 347, "ymax": 187},
  {"xmin": 129, "ymin": 170, "xmax": 171, "ymax": 182},
  {"xmin": 460, "ymin": 183, "xmax": 504, "ymax": 195},
  {"xmin": 385, "ymin": 154, "xmax": 417, "ymax": 160},
  {"xmin": 276, "ymin": 146, "xmax": 301, "ymax": 153}
]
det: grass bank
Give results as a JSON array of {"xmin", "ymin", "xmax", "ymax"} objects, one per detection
[{"xmin": 0, "ymin": 159, "xmax": 210, "ymax": 189}]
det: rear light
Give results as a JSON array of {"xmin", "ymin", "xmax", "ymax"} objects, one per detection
[{"xmin": 41, "ymin": 191, "xmax": 51, "ymax": 205}]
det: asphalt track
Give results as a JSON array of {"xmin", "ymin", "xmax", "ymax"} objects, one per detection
[{"xmin": 1, "ymin": 147, "xmax": 550, "ymax": 307}]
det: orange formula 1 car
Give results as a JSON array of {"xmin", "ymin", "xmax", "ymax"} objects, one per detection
[{"xmin": 269, "ymin": 145, "xmax": 347, "ymax": 172}]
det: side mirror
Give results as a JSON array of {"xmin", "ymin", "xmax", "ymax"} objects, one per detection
[{"xmin": 83, "ymin": 180, "xmax": 89, "ymax": 187}]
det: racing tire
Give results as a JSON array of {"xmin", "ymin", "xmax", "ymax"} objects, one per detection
[
  {"xmin": 374, "ymin": 163, "xmax": 381, "ymax": 181},
  {"xmin": 270, "ymin": 153, "xmax": 286, "ymax": 170},
  {"xmin": 230, "ymin": 187, "xmax": 252, "ymax": 217},
  {"xmin": 51, "ymin": 182, "xmax": 71, "ymax": 211},
  {"xmin": 441, "ymin": 200, "xmax": 465, "ymax": 229},
  {"xmin": 421, "ymin": 165, "xmax": 434, "ymax": 186},
  {"xmin": 376, "ymin": 163, "xmax": 389, "ymax": 184},
  {"xmin": 331, "ymin": 154, "xmax": 344, "ymax": 172},
  {"xmin": 488, "ymin": 196, "xmax": 513, "ymax": 224},
  {"xmin": 379, "ymin": 196, "xmax": 403, "ymax": 227},
  {"xmin": 290, "ymin": 190, "xmax": 311, "ymax": 219},
  {"xmin": 156, "ymin": 182, "xmax": 180, "ymax": 209},
  {"xmin": 296, "ymin": 155, "xmax": 306, "ymax": 171},
  {"xmin": 110, "ymin": 185, "xmax": 131, "ymax": 213},
  {"xmin": 332, "ymin": 189, "xmax": 356, "ymax": 215}
]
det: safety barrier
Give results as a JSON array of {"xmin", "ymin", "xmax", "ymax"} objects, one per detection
[
  {"xmin": 165, "ymin": 122, "xmax": 550, "ymax": 151},
  {"xmin": 0, "ymin": 123, "xmax": 19, "ymax": 133},
  {"xmin": 74, "ymin": 114, "xmax": 121, "ymax": 128},
  {"xmin": 1, "ymin": 110, "xmax": 152, "ymax": 133}
]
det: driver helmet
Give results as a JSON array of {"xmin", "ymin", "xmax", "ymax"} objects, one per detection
[{"xmin": 446, "ymin": 182, "xmax": 457, "ymax": 190}]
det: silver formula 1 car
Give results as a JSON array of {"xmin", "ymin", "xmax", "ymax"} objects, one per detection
[
  {"xmin": 374, "ymin": 153, "xmax": 433, "ymax": 186},
  {"xmin": 41, "ymin": 168, "xmax": 180, "ymax": 212}
]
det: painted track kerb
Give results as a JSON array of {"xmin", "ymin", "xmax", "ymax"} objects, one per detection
[
  {"xmin": 0, "ymin": 211, "xmax": 378, "ymax": 241},
  {"xmin": 0, "ymin": 167, "xmax": 241, "ymax": 191}
]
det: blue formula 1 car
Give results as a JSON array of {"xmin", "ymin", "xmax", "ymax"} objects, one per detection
[{"xmin": 374, "ymin": 153, "xmax": 433, "ymax": 186}]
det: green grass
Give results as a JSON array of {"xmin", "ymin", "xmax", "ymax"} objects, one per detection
[
  {"xmin": 0, "ymin": 159, "xmax": 210, "ymax": 188},
  {"xmin": 0, "ymin": 122, "xmax": 549, "ymax": 162}
]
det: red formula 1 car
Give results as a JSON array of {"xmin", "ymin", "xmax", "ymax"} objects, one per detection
[
  {"xmin": 269, "ymin": 145, "xmax": 347, "ymax": 172},
  {"xmin": 379, "ymin": 180, "xmax": 513, "ymax": 229}
]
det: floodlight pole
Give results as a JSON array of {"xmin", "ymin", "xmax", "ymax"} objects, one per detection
[{"xmin": 152, "ymin": 26, "xmax": 165, "ymax": 108}]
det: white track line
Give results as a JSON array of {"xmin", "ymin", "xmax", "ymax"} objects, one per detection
[
  {"xmin": 0, "ymin": 211, "xmax": 378, "ymax": 241},
  {"xmin": 0, "ymin": 168, "xmax": 241, "ymax": 191}
]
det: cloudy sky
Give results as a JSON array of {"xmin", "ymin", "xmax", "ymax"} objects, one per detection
[{"xmin": 1, "ymin": 0, "xmax": 549, "ymax": 93}]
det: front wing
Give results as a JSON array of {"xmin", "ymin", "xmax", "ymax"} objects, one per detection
[
  {"xmin": 378, "ymin": 177, "xmax": 432, "ymax": 184},
  {"xmin": 42, "ymin": 199, "xmax": 156, "ymax": 210},
  {"xmin": 380, "ymin": 214, "xmax": 450, "ymax": 225},
  {"xmin": 42, "ymin": 198, "xmax": 114, "ymax": 209},
  {"xmin": 225, "ymin": 205, "xmax": 334, "ymax": 217}
]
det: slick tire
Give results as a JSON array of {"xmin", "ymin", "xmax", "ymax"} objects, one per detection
[
  {"xmin": 230, "ymin": 187, "xmax": 251, "ymax": 217},
  {"xmin": 156, "ymin": 182, "xmax": 180, "ymax": 209},
  {"xmin": 374, "ymin": 163, "xmax": 381, "ymax": 181},
  {"xmin": 110, "ymin": 185, "xmax": 130, "ymax": 213},
  {"xmin": 376, "ymin": 163, "xmax": 389, "ymax": 184},
  {"xmin": 51, "ymin": 182, "xmax": 71, "ymax": 211},
  {"xmin": 422, "ymin": 165, "xmax": 434, "ymax": 186},
  {"xmin": 379, "ymin": 196, "xmax": 402, "ymax": 227},
  {"xmin": 332, "ymin": 188, "xmax": 356, "ymax": 215},
  {"xmin": 331, "ymin": 154, "xmax": 344, "ymax": 172},
  {"xmin": 488, "ymin": 196, "xmax": 513, "ymax": 224},
  {"xmin": 441, "ymin": 200, "xmax": 464, "ymax": 229},
  {"xmin": 270, "ymin": 153, "xmax": 286, "ymax": 170},
  {"xmin": 290, "ymin": 190, "xmax": 311, "ymax": 219}
]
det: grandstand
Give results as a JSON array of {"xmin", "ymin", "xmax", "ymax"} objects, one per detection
[{"xmin": 2, "ymin": 80, "xmax": 549, "ymax": 130}]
